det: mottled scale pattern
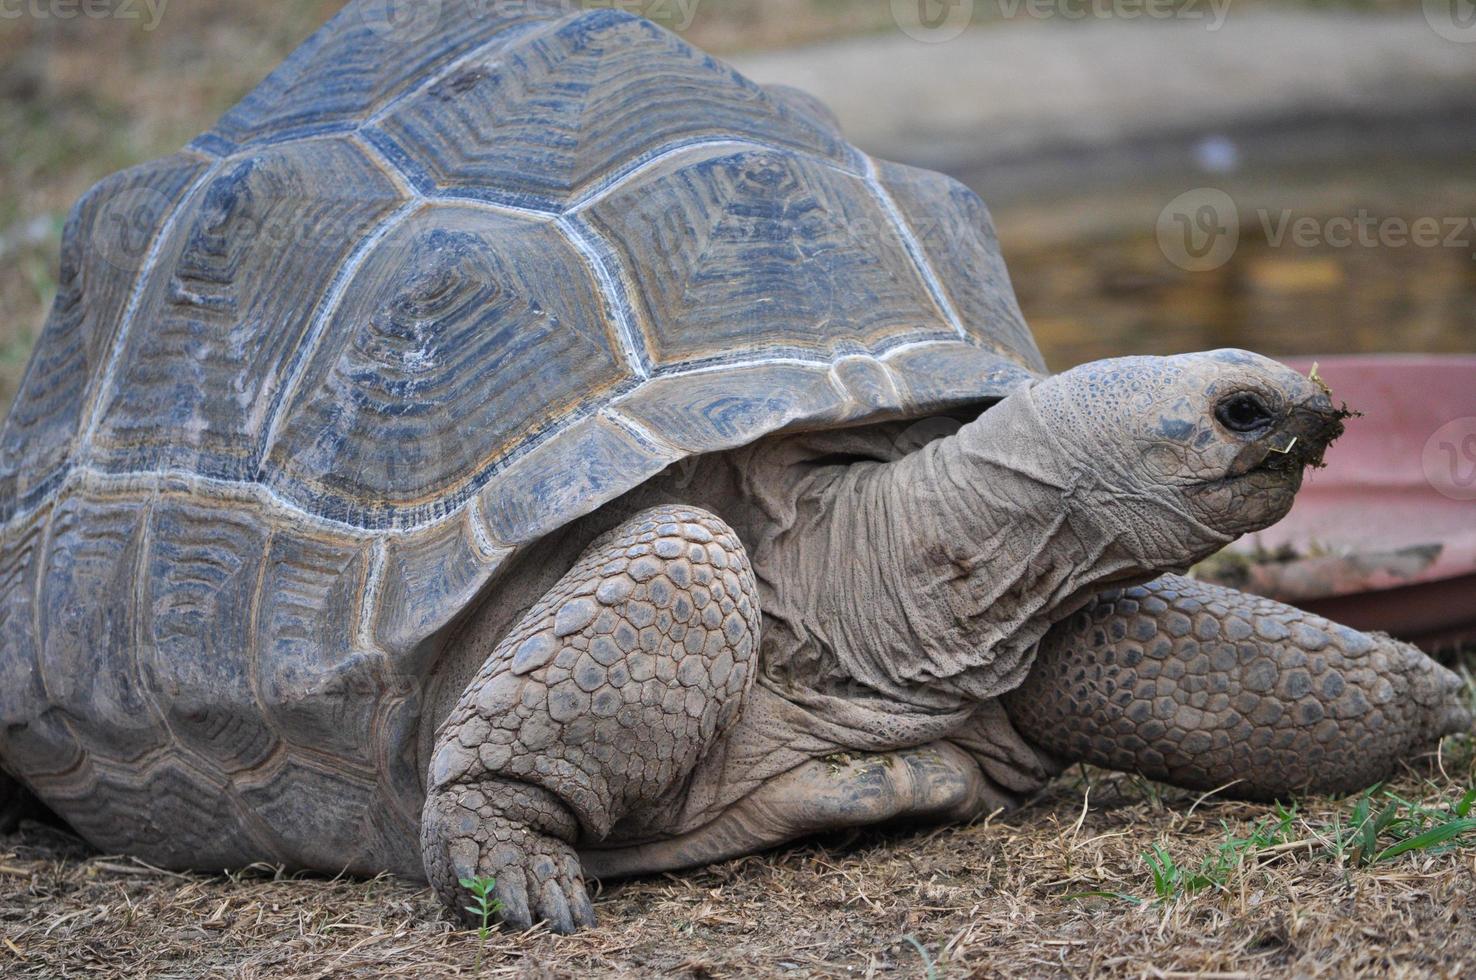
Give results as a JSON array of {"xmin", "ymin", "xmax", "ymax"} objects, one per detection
[
  {"xmin": 0, "ymin": 0, "xmax": 1042, "ymax": 873},
  {"xmin": 421, "ymin": 507, "xmax": 759, "ymax": 922},
  {"xmin": 1005, "ymin": 575, "xmax": 1457, "ymax": 798},
  {"xmin": 426, "ymin": 506, "xmax": 760, "ymax": 837}
]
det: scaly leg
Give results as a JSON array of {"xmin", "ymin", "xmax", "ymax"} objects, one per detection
[
  {"xmin": 421, "ymin": 506, "xmax": 760, "ymax": 932},
  {"xmin": 1002, "ymin": 574, "xmax": 1471, "ymax": 799}
]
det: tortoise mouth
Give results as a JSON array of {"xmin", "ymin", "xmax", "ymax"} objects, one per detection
[
  {"xmin": 1189, "ymin": 458, "xmax": 1303, "ymax": 497},
  {"xmin": 1194, "ymin": 396, "xmax": 1352, "ymax": 492}
]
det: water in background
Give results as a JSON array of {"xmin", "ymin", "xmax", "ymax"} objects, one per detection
[{"xmin": 979, "ymin": 156, "xmax": 1476, "ymax": 371}]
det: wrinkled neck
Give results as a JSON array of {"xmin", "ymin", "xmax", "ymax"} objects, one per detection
[{"xmin": 795, "ymin": 387, "xmax": 1191, "ymax": 709}]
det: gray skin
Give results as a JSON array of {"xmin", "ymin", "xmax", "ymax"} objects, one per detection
[{"xmin": 419, "ymin": 348, "xmax": 1471, "ymax": 933}]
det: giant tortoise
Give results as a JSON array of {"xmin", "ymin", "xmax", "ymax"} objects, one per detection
[{"xmin": 0, "ymin": 0, "xmax": 1467, "ymax": 933}]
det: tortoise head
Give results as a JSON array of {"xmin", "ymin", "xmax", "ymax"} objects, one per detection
[{"xmin": 1028, "ymin": 349, "xmax": 1349, "ymax": 566}]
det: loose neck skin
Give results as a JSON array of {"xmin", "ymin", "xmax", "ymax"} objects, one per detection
[{"xmin": 779, "ymin": 385, "xmax": 1228, "ymax": 711}]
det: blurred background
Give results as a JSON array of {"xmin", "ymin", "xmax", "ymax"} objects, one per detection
[{"xmin": 2, "ymin": 1, "xmax": 1474, "ymax": 415}]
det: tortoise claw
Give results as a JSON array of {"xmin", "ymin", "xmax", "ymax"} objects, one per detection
[
  {"xmin": 537, "ymin": 879, "xmax": 576, "ymax": 935},
  {"xmin": 568, "ymin": 855, "xmax": 596, "ymax": 928},
  {"xmin": 493, "ymin": 868, "xmax": 532, "ymax": 932},
  {"xmin": 486, "ymin": 842, "xmax": 592, "ymax": 934},
  {"xmin": 572, "ymin": 884, "xmax": 597, "ymax": 929}
]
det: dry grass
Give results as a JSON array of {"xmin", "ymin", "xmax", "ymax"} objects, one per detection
[{"xmin": 2, "ymin": 660, "xmax": 1471, "ymax": 978}]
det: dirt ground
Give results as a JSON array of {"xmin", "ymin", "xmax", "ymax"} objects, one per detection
[{"xmin": 2, "ymin": 653, "xmax": 1471, "ymax": 979}]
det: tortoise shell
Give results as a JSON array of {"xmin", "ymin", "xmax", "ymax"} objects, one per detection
[{"xmin": 0, "ymin": 1, "xmax": 1044, "ymax": 874}]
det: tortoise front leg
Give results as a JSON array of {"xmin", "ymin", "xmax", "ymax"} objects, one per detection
[
  {"xmin": 1001, "ymin": 575, "xmax": 1471, "ymax": 799},
  {"xmin": 421, "ymin": 506, "xmax": 760, "ymax": 933}
]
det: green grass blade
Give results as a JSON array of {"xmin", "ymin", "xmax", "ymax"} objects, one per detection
[{"xmin": 1372, "ymin": 819, "xmax": 1476, "ymax": 863}]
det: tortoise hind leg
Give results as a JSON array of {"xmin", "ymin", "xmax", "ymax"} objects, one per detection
[
  {"xmin": 1001, "ymin": 575, "xmax": 1471, "ymax": 799},
  {"xmin": 583, "ymin": 739, "xmax": 1012, "ymax": 880},
  {"xmin": 421, "ymin": 506, "xmax": 760, "ymax": 933}
]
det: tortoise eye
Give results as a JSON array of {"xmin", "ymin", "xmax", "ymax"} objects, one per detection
[{"xmin": 1216, "ymin": 394, "xmax": 1275, "ymax": 433}]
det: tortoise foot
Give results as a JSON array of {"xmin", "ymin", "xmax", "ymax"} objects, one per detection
[{"xmin": 422, "ymin": 778, "xmax": 595, "ymax": 934}]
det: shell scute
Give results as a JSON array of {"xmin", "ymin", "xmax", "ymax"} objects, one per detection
[
  {"xmin": 887, "ymin": 343, "xmax": 1040, "ymax": 411},
  {"xmin": 373, "ymin": 503, "xmax": 510, "ymax": 660},
  {"xmin": 478, "ymin": 414, "xmax": 679, "ymax": 547},
  {"xmin": 368, "ymin": 8, "xmax": 852, "ymax": 210},
  {"xmin": 204, "ymin": 0, "xmax": 565, "ymax": 150},
  {"xmin": 254, "ymin": 529, "xmax": 380, "ymax": 762},
  {"xmin": 264, "ymin": 205, "xmax": 632, "ymax": 528},
  {"xmin": 0, "ymin": 153, "xmax": 210, "ymax": 516},
  {"xmin": 0, "ymin": 512, "xmax": 81, "ymax": 781},
  {"xmin": 141, "ymin": 499, "xmax": 276, "ymax": 772},
  {"xmin": 65, "ymin": 758, "xmax": 246, "ymax": 868},
  {"xmin": 87, "ymin": 139, "xmax": 406, "ymax": 483},
  {"xmin": 875, "ymin": 160, "xmax": 1044, "ymax": 374},
  {"xmin": 37, "ymin": 493, "xmax": 167, "ymax": 766},
  {"xmin": 236, "ymin": 753, "xmax": 378, "ymax": 871},
  {"xmin": 587, "ymin": 148, "xmax": 953, "ymax": 370},
  {"xmin": 614, "ymin": 361, "xmax": 850, "ymax": 456}
]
